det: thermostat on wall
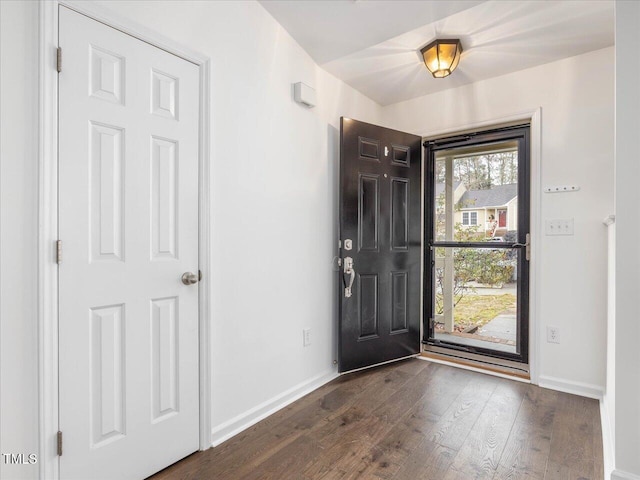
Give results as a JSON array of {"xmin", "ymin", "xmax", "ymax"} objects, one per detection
[{"xmin": 294, "ymin": 82, "xmax": 316, "ymax": 108}]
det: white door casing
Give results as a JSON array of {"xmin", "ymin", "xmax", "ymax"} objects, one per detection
[{"xmin": 58, "ymin": 6, "xmax": 200, "ymax": 479}]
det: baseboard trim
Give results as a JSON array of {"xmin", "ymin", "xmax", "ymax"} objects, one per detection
[
  {"xmin": 612, "ymin": 470, "xmax": 640, "ymax": 480},
  {"xmin": 600, "ymin": 397, "xmax": 615, "ymax": 479},
  {"xmin": 210, "ymin": 368, "xmax": 338, "ymax": 447},
  {"xmin": 537, "ymin": 375, "xmax": 604, "ymax": 399}
]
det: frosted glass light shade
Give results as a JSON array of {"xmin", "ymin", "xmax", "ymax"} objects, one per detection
[{"xmin": 420, "ymin": 39, "xmax": 463, "ymax": 78}]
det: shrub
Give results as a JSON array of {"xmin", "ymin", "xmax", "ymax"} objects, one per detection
[{"xmin": 434, "ymin": 224, "xmax": 515, "ymax": 315}]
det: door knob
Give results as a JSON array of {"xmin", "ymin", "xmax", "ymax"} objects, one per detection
[{"xmin": 181, "ymin": 272, "xmax": 199, "ymax": 285}]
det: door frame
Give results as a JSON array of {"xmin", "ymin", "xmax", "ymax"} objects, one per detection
[
  {"xmin": 423, "ymin": 125, "xmax": 530, "ymax": 364},
  {"xmin": 419, "ymin": 109, "xmax": 541, "ymax": 385},
  {"xmin": 38, "ymin": 2, "xmax": 213, "ymax": 478}
]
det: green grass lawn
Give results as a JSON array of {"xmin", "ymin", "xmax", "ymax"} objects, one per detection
[{"xmin": 436, "ymin": 293, "xmax": 517, "ymax": 330}]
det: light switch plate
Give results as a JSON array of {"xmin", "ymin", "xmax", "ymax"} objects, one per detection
[{"xmin": 545, "ymin": 219, "xmax": 574, "ymax": 236}]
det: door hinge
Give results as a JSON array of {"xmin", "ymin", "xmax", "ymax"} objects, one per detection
[
  {"xmin": 56, "ymin": 240, "xmax": 62, "ymax": 264},
  {"xmin": 57, "ymin": 47, "xmax": 62, "ymax": 73},
  {"xmin": 57, "ymin": 431, "xmax": 63, "ymax": 456}
]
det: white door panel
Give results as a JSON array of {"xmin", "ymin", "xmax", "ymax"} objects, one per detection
[{"xmin": 58, "ymin": 6, "xmax": 200, "ymax": 479}]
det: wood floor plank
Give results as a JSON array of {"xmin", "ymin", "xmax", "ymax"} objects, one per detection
[
  {"xmin": 229, "ymin": 363, "xmax": 417, "ymax": 479},
  {"xmin": 341, "ymin": 365, "xmax": 465, "ymax": 480},
  {"xmin": 544, "ymin": 460, "xmax": 596, "ymax": 480},
  {"xmin": 494, "ymin": 422, "xmax": 552, "ymax": 480},
  {"xmin": 393, "ymin": 356, "xmax": 430, "ymax": 375},
  {"xmin": 444, "ymin": 380, "xmax": 526, "ymax": 479},
  {"xmin": 514, "ymin": 385, "xmax": 558, "ymax": 429},
  {"xmin": 308, "ymin": 363, "xmax": 427, "ymax": 449},
  {"xmin": 148, "ymin": 359, "xmax": 603, "ymax": 480},
  {"xmin": 592, "ymin": 406, "xmax": 605, "ymax": 480},
  {"xmin": 370, "ymin": 364, "xmax": 439, "ymax": 433},
  {"xmin": 344, "ymin": 400, "xmax": 442, "ymax": 480},
  {"xmin": 170, "ymin": 365, "xmax": 393, "ymax": 479},
  {"xmin": 238, "ymin": 434, "xmax": 322, "ymax": 480},
  {"xmin": 389, "ymin": 438, "xmax": 457, "ymax": 480},
  {"xmin": 430, "ymin": 374, "xmax": 499, "ymax": 450},
  {"xmin": 409, "ymin": 363, "xmax": 475, "ymax": 417},
  {"xmin": 358, "ymin": 421, "xmax": 430, "ymax": 479},
  {"xmin": 302, "ymin": 365, "xmax": 435, "ymax": 479},
  {"xmin": 546, "ymin": 393, "xmax": 598, "ymax": 479}
]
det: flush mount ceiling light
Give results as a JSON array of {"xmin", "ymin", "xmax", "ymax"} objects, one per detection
[{"xmin": 420, "ymin": 39, "xmax": 463, "ymax": 78}]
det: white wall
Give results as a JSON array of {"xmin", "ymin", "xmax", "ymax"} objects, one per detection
[
  {"xmin": 0, "ymin": 2, "xmax": 41, "ymax": 480},
  {"xmin": 382, "ymin": 47, "xmax": 614, "ymax": 392},
  {"xmin": 612, "ymin": 2, "xmax": 640, "ymax": 478},
  {"xmin": 0, "ymin": 1, "xmax": 382, "ymax": 475}
]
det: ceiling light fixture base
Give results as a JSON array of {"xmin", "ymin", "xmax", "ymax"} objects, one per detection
[{"xmin": 420, "ymin": 39, "xmax": 463, "ymax": 78}]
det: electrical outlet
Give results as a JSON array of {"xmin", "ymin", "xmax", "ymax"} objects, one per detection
[
  {"xmin": 545, "ymin": 219, "xmax": 574, "ymax": 236},
  {"xmin": 547, "ymin": 326, "xmax": 560, "ymax": 344},
  {"xmin": 303, "ymin": 328, "xmax": 311, "ymax": 347}
]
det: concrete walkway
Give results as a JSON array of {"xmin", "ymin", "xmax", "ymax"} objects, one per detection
[
  {"xmin": 479, "ymin": 313, "xmax": 516, "ymax": 342},
  {"xmin": 434, "ymin": 312, "xmax": 517, "ymax": 354}
]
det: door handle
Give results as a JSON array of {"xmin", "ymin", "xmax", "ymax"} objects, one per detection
[
  {"xmin": 343, "ymin": 257, "xmax": 355, "ymax": 298},
  {"xmin": 181, "ymin": 272, "xmax": 199, "ymax": 285},
  {"xmin": 513, "ymin": 233, "xmax": 531, "ymax": 261}
]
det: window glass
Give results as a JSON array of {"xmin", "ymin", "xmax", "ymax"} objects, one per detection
[{"xmin": 433, "ymin": 141, "xmax": 519, "ymax": 241}]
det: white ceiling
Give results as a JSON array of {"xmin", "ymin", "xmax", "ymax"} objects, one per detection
[
  {"xmin": 260, "ymin": 0, "xmax": 615, "ymax": 106},
  {"xmin": 260, "ymin": 0, "xmax": 485, "ymax": 64}
]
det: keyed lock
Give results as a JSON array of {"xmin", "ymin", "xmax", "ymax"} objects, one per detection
[{"xmin": 181, "ymin": 272, "xmax": 199, "ymax": 285}]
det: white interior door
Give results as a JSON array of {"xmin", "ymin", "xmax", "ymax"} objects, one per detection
[{"xmin": 58, "ymin": 6, "xmax": 200, "ymax": 479}]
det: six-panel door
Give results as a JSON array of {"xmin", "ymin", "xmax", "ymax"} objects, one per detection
[
  {"xmin": 58, "ymin": 7, "xmax": 200, "ymax": 479},
  {"xmin": 339, "ymin": 118, "xmax": 422, "ymax": 373}
]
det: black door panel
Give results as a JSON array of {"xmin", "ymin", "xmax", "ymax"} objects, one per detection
[{"xmin": 338, "ymin": 118, "xmax": 422, "ymax": 373}]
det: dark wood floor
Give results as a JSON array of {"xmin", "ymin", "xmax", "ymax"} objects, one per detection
[{"xmin": 150, "ymin": 359, "xmax": 603, "ymax": 480}]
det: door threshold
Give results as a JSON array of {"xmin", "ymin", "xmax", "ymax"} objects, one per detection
[{"xmin": 421, "ymin": 347, "xmax": 530, "ymax": 381}]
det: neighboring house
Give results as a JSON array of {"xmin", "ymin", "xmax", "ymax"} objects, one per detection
[
  {"xmin": 455, "ymin": 183, "xmax": 518, "ymax": 235},
  {"xmin": 436, "ymin": 182, "xmax": 518, "ymax": 235}
]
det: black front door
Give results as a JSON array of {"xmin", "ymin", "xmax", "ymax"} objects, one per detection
[{"xmin": 338, "ymin": 118, "xmax": 422, "ymax": 372}]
